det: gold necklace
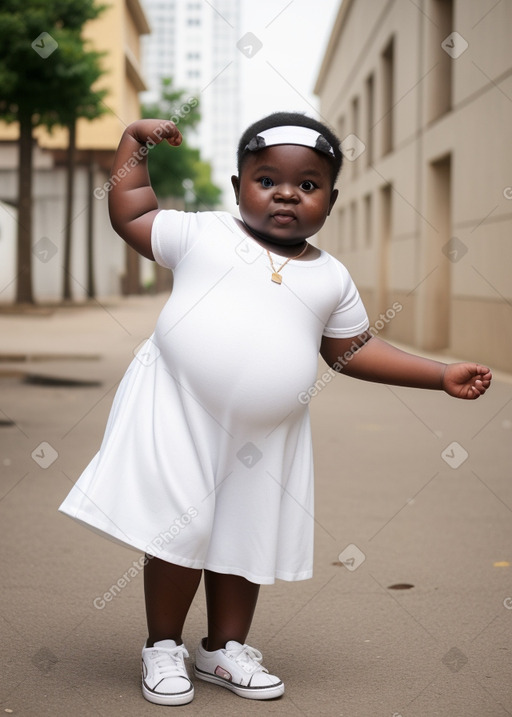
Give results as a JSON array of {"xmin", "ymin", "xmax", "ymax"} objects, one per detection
[{"xmin": 266, "ymin": 242, "xmax": 309, "ymax": 284}]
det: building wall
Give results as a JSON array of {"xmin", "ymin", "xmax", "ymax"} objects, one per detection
[
  {"xmin": 0, "ymin": 147, "xmax": 124, "ymax": 301},
  {"xmin": 315, "ymin": 0, "xmax": 512, "ymax": 372}
]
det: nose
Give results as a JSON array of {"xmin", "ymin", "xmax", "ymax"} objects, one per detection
[{"xmin": 273, "ymin": 183, "xmax": 299, "ymax": 202}]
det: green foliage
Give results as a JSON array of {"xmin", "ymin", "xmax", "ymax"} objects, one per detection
[
  {"xmin": 142, "ymin": 77, "xmax": 201, "ymax": 131},
  {"xmin": 142, "ymin": 77, "xmax": 221, "ymax": 208},
  {"xmin": 190, "ymin": 161, "xmax": 223, "ymax": 210},
  {"xmin": 145, "ymin": 140, "xmax": 200, "ymax": 199},
  {"xmin": 0, "ymin": 0, "xmax": 108, "ymax": 127}
]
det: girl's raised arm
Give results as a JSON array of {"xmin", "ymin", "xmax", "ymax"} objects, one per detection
[{"xmin": 108, "ymin": 120, "xmax": 182, "ymax": 260}]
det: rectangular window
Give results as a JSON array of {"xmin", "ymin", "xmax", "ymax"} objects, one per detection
[
  {"xmin": 337, "ymin": 207, "xmax": 346, "ymax": 255},
  {"xmin": 364, "ymin": 193, "xmax": 373, "ymax": 247},
  {"xmin": 351, "ymin": 96, "xmax": 360, "ymax": 179},
  {"xmin": 424, "ymin": 155, "xmax": 452, "ymax": 347},
  {"xmin": 365, "ymin": 73, "xmax": 375, "ymax": 167},
  {"xmin": 378, "ymin": 184, "xmax": 392, "ymax": 314},
  {"xmin": 350, "ymin": 200, "xmax": 358, "ymax": 251},
  {"xmin": 427, "ymin": 0, "xmax": 453, "ymax": 121},
  {"xmin": 381, "ymin": 38, "xmax": 394, "ymax": 156},
  {"xmin": 337, "ymin": 115, "xmax": 345, "ymax": 148}
]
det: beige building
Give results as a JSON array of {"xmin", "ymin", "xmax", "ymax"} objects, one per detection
[
  {"xmin": 0, "ymin": 0, "xmax": 151, "ymax": 301},
  {"xmin": 315, "ymin": 0, "xmax": 512, "ymax": 373}
]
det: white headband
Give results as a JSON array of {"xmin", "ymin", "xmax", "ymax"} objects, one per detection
[{"xmin": 244, "ymin": 125, "xmax": 335, "ymax": 157}]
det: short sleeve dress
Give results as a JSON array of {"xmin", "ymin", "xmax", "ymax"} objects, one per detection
[{"xmin": 59, "ymin": 210, "xmax": 369, "ymax": 584}]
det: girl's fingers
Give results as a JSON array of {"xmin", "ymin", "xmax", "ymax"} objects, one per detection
[
  {"xmin": 131, "ymin": 120, "xmax": 182, "ymax": 146},
  {"xmin": 167, "ymin": 133, "xmax": 182, "ymax": 146}
]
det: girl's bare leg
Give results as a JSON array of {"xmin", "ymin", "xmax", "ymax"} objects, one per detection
[
  {"xmin": 143, "ymin": 556, "xmax": 202, "ymax": 646},
  {"xmin": 203, "ymin": 569, "xmax": 260, "ymax": 651}
]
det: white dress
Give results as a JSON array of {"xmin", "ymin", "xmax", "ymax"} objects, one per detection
[{"xmin": 59, "ymin": 211, "xmax": 369, "ymax": 584}]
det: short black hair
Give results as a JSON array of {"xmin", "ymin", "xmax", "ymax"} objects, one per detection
[{"xmin": 236, "ymin": 111, "xmax": 343, "ymax": 187}]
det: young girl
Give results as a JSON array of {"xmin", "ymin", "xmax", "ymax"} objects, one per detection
[{"xmin": 59, "ymin": 112, "xmax": 492, "ymax": 706}]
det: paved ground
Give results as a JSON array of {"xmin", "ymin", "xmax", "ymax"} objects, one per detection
[{"xmin": 0, "ymin": 294, "xmax": 511, "ymax": 717}]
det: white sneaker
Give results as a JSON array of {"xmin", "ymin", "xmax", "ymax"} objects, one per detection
[
  {"xmin": 194, "ymin": 639, "xmax": 284, "ymax": 700},
  {"xmin": 141, "ymin": 639, "xmax": 194, "ymax": 705}
]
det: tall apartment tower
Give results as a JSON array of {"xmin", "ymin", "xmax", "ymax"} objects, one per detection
[{"xmin": 141, "ymin": 0, "xmax": 241, "ymax": 209}]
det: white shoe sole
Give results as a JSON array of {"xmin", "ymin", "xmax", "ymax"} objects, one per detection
[
  {"xmin": 194, "ymin": 666, "xmax": 284, "ymax": 700},
  {"xmin": 142, "ymin": 680, "xmax": 194, "ymax": 705}
]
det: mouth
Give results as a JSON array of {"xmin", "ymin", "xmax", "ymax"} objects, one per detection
[{"xmin": 271, "ymin": 211, "xmax": 296, "ymax": 225}]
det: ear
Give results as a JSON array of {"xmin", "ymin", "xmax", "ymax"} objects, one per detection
[
  {"xmin": 327, "ymin": 188, "xmax": 338, "ymax": 216},
  {"xmin": 231, "ymin": 175, "xmax": 240, "ymax": 205}
]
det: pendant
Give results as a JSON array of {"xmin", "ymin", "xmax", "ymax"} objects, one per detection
[{"xmin": 271, "ymin": 272, "xmax": 282, "ymax": 284}]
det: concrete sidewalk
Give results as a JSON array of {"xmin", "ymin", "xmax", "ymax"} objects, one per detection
[{"xmin": 1, "ymin": 295, "xmax": 511, "ymax": 717}]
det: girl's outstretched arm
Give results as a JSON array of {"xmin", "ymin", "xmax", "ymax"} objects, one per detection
[
  {"xmin": 108, "ymin": 120, "xmax": 182, "ymax": 259},
  {"xmin": 320, "ymin": 335, "xmax": 492, "ymax": 399}
]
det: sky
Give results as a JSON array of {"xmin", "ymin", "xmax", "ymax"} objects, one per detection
[{"xmin": 237, "ymin": 0, "xmax": 341, "ymax": 128}]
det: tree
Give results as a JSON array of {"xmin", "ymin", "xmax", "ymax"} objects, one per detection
[
  {"xmin": 189, "ymin": 160, "xmax": 222, "ymax": 210},
  {"xmin": 142, "ymin": 78, "xmax": 221, "ymax": 208},
  {"xmin": 0, "ymin": 0, "xmax": 106, "ymax": 303},
  {"xmin": 54, "ymin": 33, "xmax": 107, "ymax": 301}
]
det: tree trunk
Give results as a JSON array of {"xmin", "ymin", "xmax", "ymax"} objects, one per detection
[
  {"xmin": 122, "ymin": 245, "xmax": 141, "ymax": 295},
  {"xmin": 16, "ymin": 112, "xmax": 34, "ymax": 304},
  {"xmin": 86, "ymin": 154, "xmax": 96, "ymax": 298},
  {"xmin": 63, "ymin": 119, "xmax": 76, "ymax": 301}
]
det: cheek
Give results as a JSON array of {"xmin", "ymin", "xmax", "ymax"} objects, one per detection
[
  {"xmin": 240, "ymin": 188, "xmax": 267, "ymax": 213},
  {"xmin": 305, "ymin": 198, "xmax": 331, "ymax": 221}
]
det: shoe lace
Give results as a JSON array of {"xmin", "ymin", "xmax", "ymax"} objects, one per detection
[
  {"xmin": 227, "ymin": 643, "xmax": 268, "ymax": 674},
  {"xmin": 152, "ymin": 645, "xmax": 189, "ymax": 679}
]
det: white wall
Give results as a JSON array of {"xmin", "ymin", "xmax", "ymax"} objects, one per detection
[{"xmin": 0, "ymin": 145, "xmax": 128, "ymax": 303}]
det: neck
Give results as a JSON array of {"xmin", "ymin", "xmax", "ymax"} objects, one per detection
[{"xmin": 241, "ymin": 221, "xmax": 308, "ymax": 257}]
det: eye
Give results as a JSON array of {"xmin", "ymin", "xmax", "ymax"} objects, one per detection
[
  {"xmin": 300, "ymin": 180, "xmax": 317, "ymax": 192},
  {"xmin": 259, "ymin": 177, "xmax": 274, "ymax": 188}
]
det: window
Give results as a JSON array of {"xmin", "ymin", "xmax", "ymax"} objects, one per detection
[
  {"xmin": 363, "ymin": 193, "xmax": 373, "ymax": 247},
  {"xmin": 381, "ymin": 37, "xmax": 394, "ymax": 156},
  {"xmin": 351, "ymin": 96, "xmax": 360, "ymax": 179},
  {"xmin": 365, "ymin": 73, "xmax": 375, "ymax": 167},
  {"xmin": 350, "ymin": 201, "xmax": 358, "ymax": 251},
  {"xmin": 378, "ymin": 184, "xmax": 392, "ymax": 315},
  {"xmin": 425, "ymin": 155, "xmax": 452, "ymax": 346},
  {"xmin": 427, "ymin": 0, "xmax": 453, "ymax": 121},
  {"xmin": 337, "ymin": 115, "xmax": 346, "ymax": 149},
  {"xmin": 337, "ymin": 207, "xmax": 346, "ymax": 255}
]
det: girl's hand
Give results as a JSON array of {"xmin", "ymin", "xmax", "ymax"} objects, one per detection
[
  {"xmin": 126, "ymin": 119, "xmax": 183, "ymax": 148},
  {"xmin": 108, "ymin": 119, "xmax": 183, "ymax": 260},
  {"xmin": 442, "ymin": 363, "xmax": 492, "ymax": 399}
]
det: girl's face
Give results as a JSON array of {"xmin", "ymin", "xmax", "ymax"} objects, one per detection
[{"xmin": 231, "ymin": 144, "xmax": 338, "ymax": 246}]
